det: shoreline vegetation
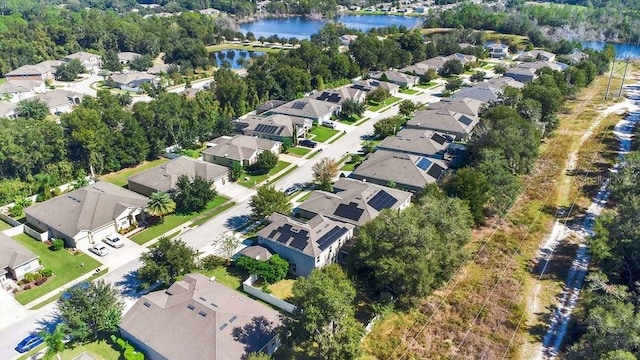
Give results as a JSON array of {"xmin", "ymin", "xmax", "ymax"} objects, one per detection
[{"xmin": 233, "ymin": 9, "xmax": 427, "ymax": 25}]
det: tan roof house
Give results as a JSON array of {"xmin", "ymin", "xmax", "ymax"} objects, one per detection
[
  {"xmin": 32, "ymin": 89, "xmax": 83, "ymax": 115},
  {"xmin": 377, "ymin": 128, "xmax": 453, "ymax": 159},
  {"xmin": 268, "ymin": 97, "xmax": 340, "ymax": 126},
  {"xmin": 297, "ymin": 178, "xmax": 412, "ymax": 226},
  {"xmin": 406, "ymin": 109, "xmax": 480, "ymax": 140},
  {"xmin": 427, "ymin": 97, "xmax": 483, "ymax": 117},
  {"xmin": 127, "ymin": 156, "xmax": 229, "ymax": 197},
  {"xmin": 120, "ymin": 273, "xmax": 282, "ymax": 360},
  {"xmin": 0, "ymin": 79, "xmax": 46, "ymax": 102},
  {"xmin": 351, "ymin": 79, "xmax": 400, "ymax": 95},
  {"xmin": 25, "ymin": 181, "xmax": 149, "ymax": 247},
  {"xmin": 369, "ymin": 70, "xmax": 419, "ymax": 88},
  {"xmin": 202, "ymin": 135, "xmax": 281, "ymax": 168},
  {"xmin": 5, "ymin": 63, "xmax": 56, "ymax": 81},
  {"xmin": 118, "ymin": 52, "xmax": 142, "ymax": 64},
  {"xmin": 64, "ymin": 51, "xmax": 102, "ymax": 74},
  {"xmin": 0, "ymin": 233, "xmax": 40, "ymax": 287},
  {"xmin": 110, "ymin": 72, "xmax": 157, "ymax": 93},
  {"xmin": 236, "ymin": 114, "xmax": 313, "ymax": 141},
  {"xmin": 310, "ymin": 86, "xmax": 367, "ymax": 105},
  {"xmin": 257, "ymin": 213, "xmax": 354, "ymax": 276}
]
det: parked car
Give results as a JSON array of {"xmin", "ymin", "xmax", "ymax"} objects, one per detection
[
  {"xmin": 61, "ymin": 282, "xmax": 90, "ymax": 300},
  {"xmin": 284, "ymin": 185, "xmax": 300, "ymax": 196},
  {"xmin": 103, "ymin": 234, "xmax": 125, "ymax": 248},
  {"xmin": 16, "ymin": 333, "xmax": 43, "ymax": 353},
  {"xmin": 299, "ymin": 139, "xmax": 317, "ymax": 148},
  {"xmin": 322, "ymin": 120, "xmax": 336, "ymax": 129},
  {"xmin": 89, "ymin": 243, "xmax": 110, "ymax": 257}
]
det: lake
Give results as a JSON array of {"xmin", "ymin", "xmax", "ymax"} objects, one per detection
[
  {"xmin": 239, "ymin": 14, "xmax": 423, "ymax": 39},
  {"xmin": 210, "ymin": 49, "xmax": 265, "ymax": 69},
  {"xmin": 581, "ymin": 41, "xmax": 640, "ymax": 59}
]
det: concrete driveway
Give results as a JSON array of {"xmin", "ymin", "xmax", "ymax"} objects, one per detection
[{"xmin": 77, "ymin": 236, "xmax": 147, "ymax": 270}]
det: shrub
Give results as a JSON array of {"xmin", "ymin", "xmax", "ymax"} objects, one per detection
[
  {"xmin": 261, "ymin": 284, "xmax": 272, "ymax": 294},
  {"xmin": 8, "ymin": 204, "xmax": 23, "ymax": 218},
  {"xmin": 39, "ymin": 267, "xmax": 53, "ymax": 277},
  {"xmin": 50, "ymin": 239, "xmax": 65, "ymax": 251},
  {"xmin": 23, "ymin": 284, "xmax": 31, "ymax": 290},
  {"xmin": 111, "ymin": 335, "xmax": 144, "ymax": 360},
  {"xmin": 200, "ymin": 255, "xmax": 226, "ymax": 271},
  {"xmin": 24, "ymin": 273, "xmax": 36, "ymax": 282},
  {"xmin": 35, "ymin": 277, "xmax": 47, "ymax": 286}
]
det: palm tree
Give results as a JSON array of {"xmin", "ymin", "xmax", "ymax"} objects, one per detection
[
  {"xmin": 34, "ymin": 173, "xmax": 55, "ymax": 201},
  {"xmin": 41, "ymin": 323, "xmax": 67, "ymax": 360},
  {"xmin": 147, "ymin": 191, "xmax": 176, "ymax": 221}
]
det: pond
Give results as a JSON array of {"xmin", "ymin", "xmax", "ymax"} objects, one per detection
[
  {"xmin": 581, "ymin": 41, "xmax": 640, "ymax": 60},
  {"xmin": 210, "ymin": 49, "xmax": 265, "ymax": 69}
]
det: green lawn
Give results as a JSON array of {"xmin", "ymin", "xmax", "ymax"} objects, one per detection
[
  {"xmin": 416, "ymin": 82, "xmax": 439, "ymax": 89},
  {"xmin": 308, "ymin": 126, "xmax": 340, "ymax": 142},
  {"xmin": 400, "ymin": 88, "xmax": 419, "ymax": 95},
  {"xmin": 31, "ymin": 268, "xmax": 108, "ymax": 310},
  {"xmin": 328, "ymin": 132, "xmax": 346, "ymax": 144},
  {"xmin": 200, "ymin": 265, "xmax": 249, "ymax": 291},
  {"xmin": 368, "ymin": 96, "xmax": 401, "ymax": 112},
  {"xmin": 482, "ymin": 63, "xmax": 495, "ymax": 70},
  {"xmin": 99, "ymin": 158, "xmax": 170, "ymax": 187},
  {"xmin": 287, "ymin": 146, "xmax": 311, "ymax": 157},
  {"xmin": 0, "ymin": 220, "xmax": 13, "ymax": 230},
  {"xmin": 339, "ymin": 114, "xmax": 361, "ymax": 124},
  {"xmin": 59, "ymin": 338, "xmax": 122, "ymax": 360},
  {"xmin": 353, "ymin": 117, "xmax": 371, "ymax": 126},
  {"xmin": 130, "ymin": 196, "xmax": 229, "ymax": 245},
  {"xmin": 341, "ymin": 161, "xmax": 361, "ymax": 171},
  {"xmin": 12, "ymin": 234, "xmax": 101, "ymax": 305},
  {"xmin": 268, "ymin": 279, "xmax": 296, "ymax": 300},
  {"xmin": 191, "ymin": 201, "xmax": 235, "ymax": 227},
  {"xmin": 0, "ymin": 77, "xmax": 6, "ymax": 84},
  {"xmin": 238, "ymin": 160, "xmax": 291, "ymax": 188}
]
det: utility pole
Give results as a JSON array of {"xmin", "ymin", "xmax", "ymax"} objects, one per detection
[
  {"xmin": 618, "ymin": 57, "xmax": 631, "ymax": 98},
  {"xmin": 604, "ymin": 60, "xmax": 616, "ymax": 100}
]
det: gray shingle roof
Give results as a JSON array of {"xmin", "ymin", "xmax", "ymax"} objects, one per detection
[
  {"xmin": 238, "ymin": 245, "xmax": 273, "ymax": 261},
  {"xmin": 0, "ymin": 101, "xmax": 17, "ymax": 117},
  {"xmin": 370, "ymin": 70, "xmax": 418, "ymax": 86},
  {"xmin": 452, "ymin": 87, "xmax": 501, "ymax": 104},
  {"xmin": 0, "ymin": 232, "xmax": 38, "ymax": 271},
  {"xmin": 128, "ymin": 156, "xmax": 228, "ymax": 194},
  {"xmin": 117, "ymin": 52, "xmax": 142, "ymax": 62},
  {"xmin": 120, "ymin": 273, "xmax": 281, "ymax": 360},
  {"xmin": 202, "ymin": 135, "xmax": 279, "ymax": 163},
  {"xmin": 0, "ymin": 80, "xmax": 43, "ymax": 94},
  {"xmin": 428, "ymin": 97, "xmax": 483, "ymax": 117},
  {"xmin": 269, "ymin": 97, "xmax": 339, "ymax": 120},
  {"xmin": 64, "ymin": 51, "xmax": 102, "ymax": 62},
  {"xmin": 25, "ymin": 181, "xmax": 149, "ymax": 240},
  {"xmin": 298, "ymin": 178, "xmax": 412, "ymax": 226},
  {"xmin": 110, "ymin": 72, "xmax": 156, "ymax": 86},
  {"xmin": 378, "ymin": 128, "xmax": 453, "ymax": 157},
  {"xmin": 407, "ymin": 109, "xmax": 479, "ymax": 136},
  {"xmin": 351, "ymin": 79, "xmax": 400, "ymax": 93},
  {"xmin": 33, "ymin": 90, "xmax": 83, "ymax": 108}
]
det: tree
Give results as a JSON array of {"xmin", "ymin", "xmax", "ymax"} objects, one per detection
[
  {"xmin": 312, "ymin": 157, "xmax": 339, "ymax": 191},
  {"xmin": 373, "ymin": 115, "xmax": 405, "ymax": 137},
  {"xmin": 366, "ymin": 87, "xmax": 390, "ymax": 103},
  {"xmin": 138, "ymin": 237, "xmax": 198, "ymax": 289},
  {"xmin": 102, "ymin": 50, "xmax": 122, "ymax": 72},
  {"xmin": 445, "ymin": 167, "xmax": 490, "ymax": 225},
  {"xmin": 340, "ymin": 98, "xmax": 366, "ymax": 119},
  {"xmin": 494, "ymin": 64, "xmax": 507, "ymax": 75},
  {"xmin": 55, "ymin": 59, "xmax": 85, "ymax": 81},
  {"xmin": 440, "ymin": 59, "xmax": 464, "ymax": 76},
  {"xmin": 40, "ymin": 323, "xmax": 68, "ymax": 360},
  {"xmin": 172, "ymin": 175, "xmax": 217, "ymax": 213},
  {"xmin": 249, "ymin": 185, "xmax": 292, "ymax": 221},
  {"xmin": 230, "ymin": 161, "xmax": 243, "ymax": 182},
  {"xmin": 474, "ymin": 149, "xmax": 521, "ymax": 214},
  {"xmin": 212, "ymin": 233, "xmax": 240, "ymax": 264},
  {"xmin": 58, "ymin": 280, "xmax": 123, "ymax": 341},
  {"xmin": 246, "ymin": 353, "xmax": 272, "ymax": 360},
  {"xmin": 398, "ymin": 99, "xmax": 417, "ymax": 116},
  {"xmin": 235, "ymin": 254, "xmax": 289, "ymax": 283},
  {"xmin": 253, "ymin": 151, "xmax": 278, "ymax": 174},
  {"xmin": 147, "ymin": 191, "xmax": 176, "ymax": 220},
  {"xmin": 470, "ymin": 70, "xmax": 486, "ymax": 82},
  {"xmin": 445, "ymin": 77, "xmax": 464, "ymax": 92},
  {"xmin": 128, "ymin": 54, "xmax": 153, "ymax": 71},
  {"xmin": 16, "ymin": 99, "xmax": 48, "ymax": 120},
  {"xmin": 34, "ymin": 173, "xmax": 55, "ymax": 201},
  {"xmin": 279, "ymin": 265, "xmax": 364, "ymax": 360}
]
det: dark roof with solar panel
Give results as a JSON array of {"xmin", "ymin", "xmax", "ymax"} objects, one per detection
[
  {"xmin": 367, "ymin": 191, "xmax": 398, "ymax": 212},
  {"xmin": 333, "ymin": 202, "xmax": 365, "ymax": 222},
  {"xmin": 427, "ymin": 163, "xmax": 445, "ymax": 179},
  {"xmin": 415, "ymin": 157, "xmax": 432, "ymax": 171},
  {"xmin": 254, "ymin": 124, "xmax": 283, "ymax": 135},
  {"xmin": 431, "ymin": 133, "xmax": 448, "ymax": 145},
  {"xmin": 270, "ymin": 223, "xmax": 310, "ymax": 251},
  {"xmin": 459, "ymin": 115, "xmax": 473, "ymax": 126},
  {"xmin": 316, "ymin": 226, "xmax": 349, "ymax": 250},
  {"xmin": 316, "ymin": 92, "xmax": 343, "ymax": 103},
  {"xmin": 292, "ymin": 101, "xmax": 307, "ymax": 110}
]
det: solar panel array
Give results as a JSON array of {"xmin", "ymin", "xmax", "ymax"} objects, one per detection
[
  {"xmin": 274, "ymin": 224, "xmax": 310, "ymax": 251},
  {"xmin": 427, "ymin": 163, "xmax": 445, "ymax": 179},
  {"xmin": 459, "ymin": 115, "xmax": 473, "ymax": 126},
  {"xmin": 334, "ymin": 202, "xmax": 365, "ymax": 222},
  {"xmin": 415, "ymin": 157, "xmax": 432, "ymax": 171},
  {"xmin": 431, "ymin": 133, "xmax": 449, "ymax": 145},
  {"xmin": 352, "ymin": 84, "xmax": 367, "ymax": 91},
  {"xmin": 254, "ymin": 124, "xmax": 283, "ymax": 135},
  {"xmin": 292, "ymin": 101, "xmax": 307, "ymax": 110},
  {"xmin": 317, "ymin": 92, "xmax": 342, "ymax": 103},
  {"xmin": 367, "ymin": 191, "xmax": 398, "ymax": 211},
  {"xmin": 316, "ymin": 226, "xmax": 349, "ymax": 250}
]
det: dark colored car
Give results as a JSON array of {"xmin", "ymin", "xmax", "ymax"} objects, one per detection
[
  {"xmin": 299, "ymin": 139, "xmax": 317, "ymax": 148},
  {"xmin": 16, "ymin": 333, "xmax": 44, "ymax": 353},
  {"xmin": 61, "ymin": 281, "xmax": 90, "ymax": 300}
]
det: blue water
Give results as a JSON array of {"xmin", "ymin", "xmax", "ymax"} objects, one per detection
[
  {"xmin": 239, "ymin": 15, "xmax": 423, "ymax": 39},
  {"xmin": 581, "ymin": 41, "xmax": 640, "ymax": 59},
  {"xmin": 210, "ymin": 50, "xmax": 264, "ymax": 69}
]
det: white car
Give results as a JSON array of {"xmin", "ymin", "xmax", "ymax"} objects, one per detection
[
  {"xmin": 103, "ymin": 234, "xmax": 125, "ymax": 248},
  {"xmin": 89, "ymin": 243, "xmax": 110, "ymax": 257}
]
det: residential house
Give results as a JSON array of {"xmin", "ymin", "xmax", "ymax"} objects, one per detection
[
  {"xmin": 504, "ymin": 67, "xmax": 538, "ymax": 83},
  {"xmin": 33, "ymin": 90, "xmax": 83, "ymax": 115},
  {"xmin": 401, "ymin": 56, "xmax": 448, "ymax": 75},
  {"xmin": 238, "ymin": 245, "xmax": 273, "ymax": 261},
  {"xmin": 25, "ymin": 181, "xmax": 149, "ymax": 248},
  {"xmin": 146, "ymin": 64, "xmax": 171, "ymax": 75},
  {"xmin": 4, "ymin": 63, "xmax": 56, "ymax": 81},
  {"xmin": 236, "ymin": 114, "xmax": 312, "ymax": 142},
  {"xmin": 110, "ymin": 72, "xmax": 157, "ymax": 93},
  {"xmin": 486, "ymin": 43, "xmax": 509, "ymax": 58},
  {"xmin": 0, "ymin": 80, "xmax": 46, "ymax": 102},
  {"xmin": 64, "ymin": 51, "xmax": 102, "ymax": 74},
  {"xmin": 118, "ymin": 52, "xmax": 142, "ymax": 65},
  {"xmin": 458, "ymin": 43, "xmax": 474, "ymax": 49},
  {"xmin": 202, "ymin": 135, "xmax": 280, "ymax": 168},
  {"xmin": 427, "ymin": 97, "xmax": 483, "ymax": 117},
  {"xmin": 0, "ymin": 101, "xmax": 17, "ymax": 118},
  {"xmin": 519, "ymin": 61, "xmax": 567, "ymax": 72},
  {"xmin": 256, "ymin": 100, "xmax": 287, "ymax": 115},
  {"xmin": 297, "ymin": 178, "xmax": 412, "ymax": 227},
  {"xmin": 351, "ymin": 79, "xmax": 400, "ymax": 96},
  {"xmin": 127, "ymin": 156, "xmax": 229, "ymax": 197},
  {"xmin": 406, "ymin": 109, "xmax": 480, "ymax": 140},
  {"xmin": 256, "ymin": 213, "xmax": 354, "ymax": 276},
  {"xmin": 377, "ymin": 128, "xmax": 453, "ymax": 159},
  {"xmin": 310, "ymin": 86, "xmax": 367, "ymax": 106},
  {"xmin": 369, "ymin": 70, "xmax": 419, "ymax": 88},
  {"xmin": 565, "ymin": 51, "xmax": 589, "ymax": 65},
  {"xmin": 339, "ymin": 34, "xmax": 358, "ymax": 47},
  {"xmin": 120, "ymin": 273, "xmax": 282, "ymax": 360},
  {"xmin": 452, "ymin": 86, "xmax": 502, "ymax": 104},
  {"xmin": 516, "ymin": 49, "xmax": 556, "ymax": 62},
  {"xmin": 268, "ymin": 97, "xmax": 340, "ymax": 126},
  {"xmin": 447, "ymin": 52, "xmax": 477, "ymax": 66},
  {"xmin": 350, "ymin": 150, "xmax": 449, "ymax": 192},
  {"xmin": 480, "ymin": 76, "xmax": 525, "ymax": 90},
  {"xmin": 0, "ymin": 233, "xmax": 40, "ymax": 287}
]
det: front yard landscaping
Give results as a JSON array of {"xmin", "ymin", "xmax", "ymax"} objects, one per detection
[
  {"xmin": 200, "ymin": 265, "xmax": 249, "ymax": 291},
  {"xmin": 238, "ymin": 160, "xmax": 292, "ymax": 188},
  {"xmin": 130, "ymin": 195, "xmax": 229, "ymax": 245},
  {"xmin": 99, "ymin": 158, "xmax": 170, "ymax": 187},
  {"xmin": 400, "ymin": 88, "xmax": 419, "ymax": 95},
  {"xmin": 287, "ymin": 146, "xmax": 311, "ymax": 157},
  {"xmin": 368, "ymin": 96, "xmax": 401, "ymax": 112},
  {"xmin": 12, "ymin": 234, "xmax": 101, "ymax": 305},
  {"xmin": 339, "ymin": 114, "xmax": 361, "ymax": 124},
  {"xmin": 308, "ymin": 126, "xmax": 340, "ymax": 142},
  {"xmin": 0, "ymin": 219, "xmax": 13, "ymax": 230},
  {"xmin": 416, "ymin": 82, "xmax": 439, "ymax": 89}
]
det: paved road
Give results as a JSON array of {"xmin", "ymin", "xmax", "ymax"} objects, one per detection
[{"xmin": 0, "ymin": 82, "xmax": 444, "ymax": 359}]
